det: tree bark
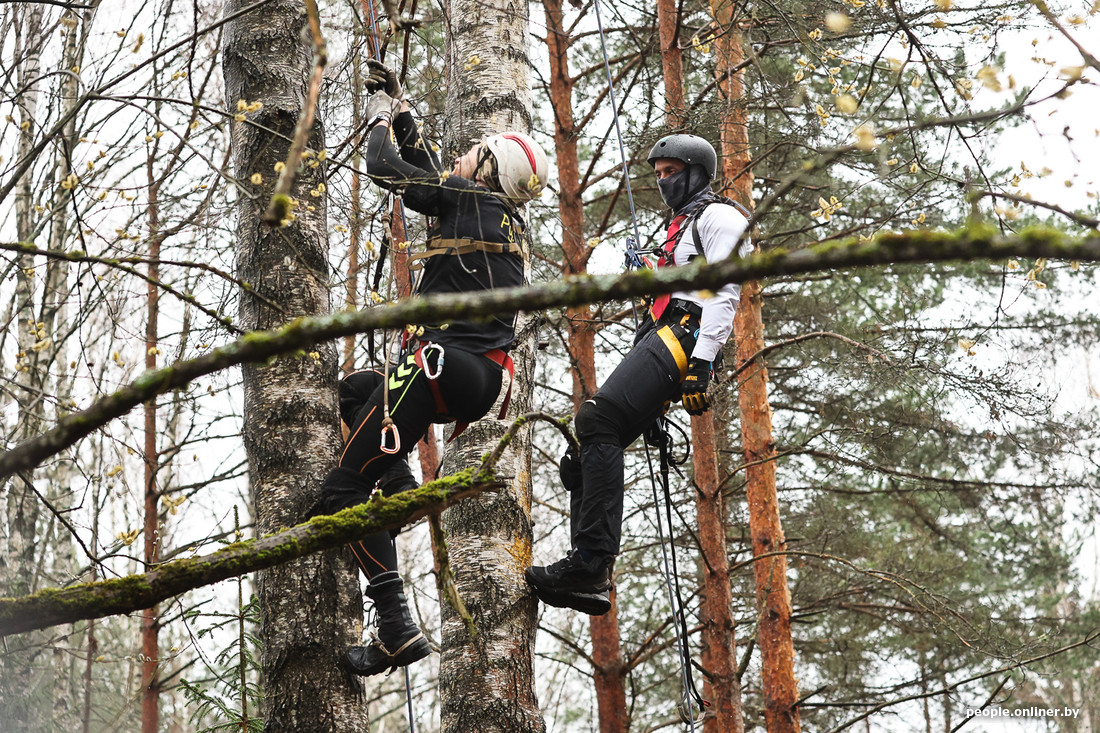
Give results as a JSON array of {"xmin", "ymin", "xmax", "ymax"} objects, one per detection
[
  {"xmin": 544, "ymin": 1, "xmax": 629, "ymax": 729},
  {"xmin": 141, "ymin": 158, "xmax": 163, "ymax": 733},
  {"xmin": 698, "ymin": 0, "xmax": 757, "ymax": 729},
  {"xmin": 656, "ymin": 0, "xmax": 685, "ymax": 124},
  {"xmin": 715, "ymin": 0, "xmax": 802, "ymax": 726},
  {"xmin": 436, "ymin": 0, "xmax": 544, "ymax": 729},
  {"xmin": 1, "ymin": 6, "xmax": 48, "ymax": 729},
  {"xmin": 223, "ymin": 2, "xmax": 368, "ymax": 730}
]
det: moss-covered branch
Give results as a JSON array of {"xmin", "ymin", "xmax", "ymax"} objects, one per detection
[
  {"xmin": 2, "ymin": 225, "xmax": 1098, "ymax": 482},
  {"xmin": 0, "ymin": 470, "xmax": 503, "ymax": 637}
]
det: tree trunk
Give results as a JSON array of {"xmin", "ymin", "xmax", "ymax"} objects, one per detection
[
  {"xmin": 141, "ymin": 168, "xmax": 163, "ymax": 733},
  {"xmin": 692, "ymin": 414, "xmax": 743, "ymax": 732},
  {"xmin": 714, "ymin": 0, "xmax": 802, "ymax": 727},
  {"xmin": 437, "ymin": 0, "xmax": 544, "ymax": 729},
  {"xmin": 544, "ymin": 1, "xmax": 629, "ymax": 729},
  {"xmin": 654, "ymin": 0, "xmax": 745, "ymax": 726},
  {"xmin": 1, "ymin": 6, "xmax": 48, "ymax": 729},
  {"xmin": 734, "ymin": 293, "xmax": 801, "ymax": 733},
  {"xmin": 223, "ymin": 2, "xmax": 369, "ymax": 730},
  {"xmin": 656, "ymin": 0, "xmax": 685, "ymax": 124}
]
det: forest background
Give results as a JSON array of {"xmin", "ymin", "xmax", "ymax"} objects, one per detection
[{"xmin": 1, "ymin": 0, "xmax": 1099, "ymax": 731}]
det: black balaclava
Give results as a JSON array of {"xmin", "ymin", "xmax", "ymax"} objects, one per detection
[{"xmin": 657, "ymin": 163, "xmax": 710, "ymax": 212}]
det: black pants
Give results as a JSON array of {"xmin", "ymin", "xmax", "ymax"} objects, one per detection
[
  {"xmin": 320, "ymin": 343, "xmax": 504, "ymax": 578},
  {"xmin": 568, "ymin": 304, "xmax": 700, "ymax": 557}
]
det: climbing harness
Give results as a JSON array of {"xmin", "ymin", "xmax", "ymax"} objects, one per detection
[{"xmin": 592, "ymin": 0, "xmax": 710, "ymax": 725}]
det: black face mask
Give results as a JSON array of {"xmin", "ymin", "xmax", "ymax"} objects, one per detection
[{"xmin": 657, "ymin": 165, "xmax": 710, "ymax": 212}]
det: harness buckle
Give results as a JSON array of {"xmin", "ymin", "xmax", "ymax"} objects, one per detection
[{"xmin": 380, "ymin": 418, "xmax": 401, "ymax": 454}]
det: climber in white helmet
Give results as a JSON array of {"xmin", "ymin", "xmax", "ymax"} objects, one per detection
[{"xmin": 315, "ymin": 59, "xmax": 550, "ymax": 679}]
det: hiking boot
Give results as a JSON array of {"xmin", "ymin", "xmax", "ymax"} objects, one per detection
[
  {"xmin": 526, "ymin": 550, "xmax": 613, "ymax": 616},
  {"xmin": 345, "ymin": 572, "xmax": 431, "ymax": 677}
]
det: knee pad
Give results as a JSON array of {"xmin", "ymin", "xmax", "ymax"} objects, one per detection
[{"xmin": 575, "ymin": 398, "xmax": 623, "ymax": 446}]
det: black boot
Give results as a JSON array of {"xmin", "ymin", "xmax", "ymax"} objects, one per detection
[
  {"xmin": 345, "ymin": 572, "xmax": 431, "ymax": 676},
  {"xmin": 526, "ymin": 550, "xmax": 613, "ymax": 615}
]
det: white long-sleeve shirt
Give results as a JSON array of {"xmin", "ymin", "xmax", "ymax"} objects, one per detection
[{"xmin": 666, "ymin": 202, "xmax": 753, "ymax": 361}]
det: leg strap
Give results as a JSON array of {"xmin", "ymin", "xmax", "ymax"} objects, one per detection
[{"xmin": 447, "ymin": 348, "xmax": 514, "ymax": 443}]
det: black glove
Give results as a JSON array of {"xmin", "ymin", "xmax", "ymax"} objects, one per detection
[
  {"xmin": 681, "ymin": 359, "xmax": 711, "ymax": 415},
  {"xmin": 366, "ymin": 59, "xmax": 404, "ymax": 100},
  {"xmin": 365, "ymin": 91, "xmax": 395, "ymax": 127}
]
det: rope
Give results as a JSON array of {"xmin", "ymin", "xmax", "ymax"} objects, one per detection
[
  {"xmin": 592, "ymin": 0, "xmax": 710, "ymax": 725},
  {"xmin": 404, "ymin": 665, "xmax": 416, "ymax": 732},
  {"xmin": 591, "ymin": 0, "xmax": 646, "ymax": 263},
  {"xmin": 362, "ymin": 3, "xmax": 418, "ymax": 730}
]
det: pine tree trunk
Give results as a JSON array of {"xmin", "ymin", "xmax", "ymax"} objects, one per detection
[
  {"xmin": 545, "ymin": 1, "xmax": 628, "ymax": 729},
  {"xmin": 436, "ymin": 0, "xmax": 543, "ymax": 729},
  {"xmin": 656, "ymin": 0, "xmax": 685, "ymax": 123},
  {"xmin": 655, "ymin": 0, "xmax": 745, "ymax": 726},
  {"xmin": 713, "ymin": 0, "xmax": 802, "ymax": 727},
  {"xmin": 223, "ymin": 3, "xmax": 369, "ymax": 730}
]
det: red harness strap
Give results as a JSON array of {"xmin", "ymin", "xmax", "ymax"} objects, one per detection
[
  {"xmin": 649, "ymin": 213, "xmax": 687, "ymax": 321},
  {"xmin": 413, "ymin": 343, "xmax": 514, "ymax": 443}
]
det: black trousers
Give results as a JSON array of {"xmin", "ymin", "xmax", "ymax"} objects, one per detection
[
  {"xmin": 320, "ymin": 344, "xmax": 503, "ymax": 578},
  {"xmin": 568, "ymin": 304, "xmax": 700, "ymax": 557}
]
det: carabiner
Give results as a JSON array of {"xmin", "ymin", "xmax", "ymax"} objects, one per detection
[
  {"xmin": 677, "ymin": 692, "xmax": 708, "ymax": 725},
  {"xmin": 421, "ymin": 342, "xmax": 445, "ymax": 381},
  {"xmin": 380, "ymin": 418, "xmax": 401, "ymax": 454}
]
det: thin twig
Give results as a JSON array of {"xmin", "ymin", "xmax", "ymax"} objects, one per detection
[{"xmin": 262, "ymin": 0, "xmax": 327, "ymax": 226}]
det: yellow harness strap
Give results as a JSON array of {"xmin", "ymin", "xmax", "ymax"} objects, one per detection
[{"xmin": 657, "ymin": 325, "xmax": 689, "ymax": 380}]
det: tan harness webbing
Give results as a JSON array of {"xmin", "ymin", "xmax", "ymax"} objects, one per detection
[{"xmin": 407, "ymin": 237, "xmax": 527, "ymax": 270}]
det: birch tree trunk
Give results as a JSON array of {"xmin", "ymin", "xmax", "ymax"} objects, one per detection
[
  {"xmin": 1, "ymin": 6, "xmax": 48, "ymax": 729},
  {"xmin": 437, "ymin": 0, "xmax": 544, "ymax": 729},
  {"xmin": 223, "ymin": 3, "xmax": 368, "ymax": 730}
]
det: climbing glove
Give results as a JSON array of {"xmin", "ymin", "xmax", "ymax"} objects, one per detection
[
  {"xmin": 366, "ymin": 91, "xmax": 396, "ymax": 128},
  {"xmin": 366, "ymin": 59, "xmax": 404, "ymax": 100},
  {"xmin": 681, "ymin": 359, "xmax": 712, "ymax": 415}
]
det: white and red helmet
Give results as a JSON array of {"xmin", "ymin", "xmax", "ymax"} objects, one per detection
[{"xmin": 480, "ymin": 131, "xmax": 549, "ymax": 204}]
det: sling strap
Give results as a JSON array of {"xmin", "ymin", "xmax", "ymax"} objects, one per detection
[{"xmin": 407, "ymin": 237, "xmax": 527, "ymax": 271}]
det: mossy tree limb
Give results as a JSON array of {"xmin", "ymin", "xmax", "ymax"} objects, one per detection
[
  {"xmin": 0, "ymin": 470, "xmax": 504, "ymax": 637},
  {"xmin": 1, "ymin": 226, "xmax": 1098, "ymax": 483}
]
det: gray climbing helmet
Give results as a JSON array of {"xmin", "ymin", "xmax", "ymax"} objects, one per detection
[{"xmin": 647, "ymin": 134, "xmax": 717, "ymax": 180}]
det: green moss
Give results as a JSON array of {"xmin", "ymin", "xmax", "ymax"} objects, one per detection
[{"xmin": 268, "ymin": 193, "xmax": 294, "ymax": 222}]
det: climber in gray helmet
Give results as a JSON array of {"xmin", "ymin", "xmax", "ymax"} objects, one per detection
[{"xmin": 526, "ymin": 133, "xmax": 752, "ymax": 615}]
